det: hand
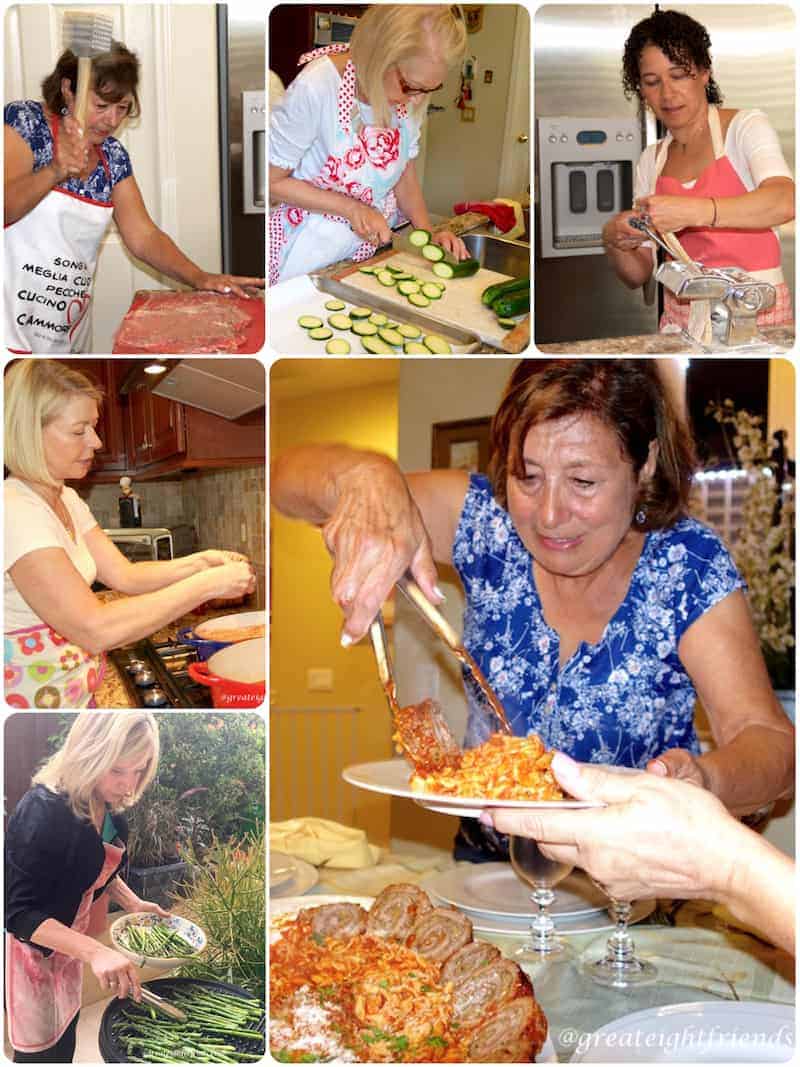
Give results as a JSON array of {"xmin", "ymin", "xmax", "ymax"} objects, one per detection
[
  {"xmin": 602, "ymin": 210, "xmax": 649, "ymax": 252},
  {"xmin": 634, "ymin": 195, "xmax": 713, "ymax": 233},
  {"xmin": 431, "ymin": 229, "xmax": 470, "ymax": 260},
  {"xmin": 205, "ymin": 561, "xmax": 256, "ymax": 600},
  {"xmin": 487, "ymin": 751, "xmax": 738, "ymax": 903},
  {"xmin": 130, "ymin": 899, "xmax": 172, "ymax": 918},
  {"xmin": 193, "ymin": 273, "xmax": 265, "ymax": 299},
  {"xmin": 88, "ymin": 945, "xmax": 142, "ymax": 1002},
  {"xmin": 197, "ymin": 549, "xmax": 251, "ymax": 568},
  {"xmin": 345, "ymin": 202, "xmax": 391, "ymax": 246},
  {"xmin": 646, "ymin": 747, "xmax": 709, "ymax": 789},
  {"xmin": 53, "ymin": 115, "xmax": 91, "ymax": 182},
  {"xmin": 321, "ymin": 456, "xmax": 441, "ymax": 644}
]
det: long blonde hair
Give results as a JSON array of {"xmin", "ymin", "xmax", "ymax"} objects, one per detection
[
  {"xmin": 350, "ymin": 5, "xmax": 467, "ymax": 129},
  {"xmin": 4, "ymin": 359, "xmax": 103, "ymax": 487},
  {"xmin": 33, "ymin": 712, "xmax": 159, "ymax": 828}
]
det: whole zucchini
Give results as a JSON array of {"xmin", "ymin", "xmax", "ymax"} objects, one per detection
[
  {"xmin": 491, "ymin": 288, "xmax": 530, "ymax": 317},
  {"xmin": 481, "ymin": 276, "xmax": 530, "ymax": 307}
]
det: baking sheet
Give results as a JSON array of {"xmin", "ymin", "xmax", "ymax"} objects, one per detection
[
  {"xmin": 337, "ymin": 250, "xmax": 525, "ymax": 348},
  {"xmin": 268, "ymin": 274, "xmax": 480, "ymax": 355}
]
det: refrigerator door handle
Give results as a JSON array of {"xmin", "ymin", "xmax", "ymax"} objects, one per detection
[{"xmin": 242, "ymin": 90, "xmax": 266, "ymax": 214}]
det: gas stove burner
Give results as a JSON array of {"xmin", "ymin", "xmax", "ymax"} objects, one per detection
[
  {"xmin": 125, "ymin": 658, "xmax": 147, "ymax": 674},
  {"xmin": 133, "ymin": 668, "xmax": 157, "ymax": 687},
  {"xmin": 142, "ymin": 686, "xmax": 168, "ymax": 707}
]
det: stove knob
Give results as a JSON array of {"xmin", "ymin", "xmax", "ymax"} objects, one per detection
[
  {"xmin": 125, "ymin": 659, "xmax": 147, "ymax": 674},
  {"xmin": 133, "ymin": 669, "xmax": 156, "ymax": 688},
  {"xmin": 143, "ymin": 686, "xmax": 168, "ymax": 707}
]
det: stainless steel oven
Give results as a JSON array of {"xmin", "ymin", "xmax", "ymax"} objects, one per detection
[
  {"xmin": 313, "ymin": 11, "xmax": 358, "ymax": 46},
  {"xmin": 104, "ymin": 528, "xmax": 174, "ymax": 563}
]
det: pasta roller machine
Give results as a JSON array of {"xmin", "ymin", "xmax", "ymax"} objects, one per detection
[{"xmin": 630, "ymin": 215, "xmax": 776, "ymax": 347}]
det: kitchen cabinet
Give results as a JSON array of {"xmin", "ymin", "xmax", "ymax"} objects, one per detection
[
  {"xmin": 59, "ymin": 359, "xmax": 128, "ymax": 472},
  {"xmin": 126, "ymin": 381, "xmax": 186, "ymax": 468}
]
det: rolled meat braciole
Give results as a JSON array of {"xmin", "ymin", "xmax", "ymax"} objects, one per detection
[
  {"xmin": 365, "ymin": 883, "xmax": 433, "ymax": 941},
  {"xmin": 452, "ymin": 958, "xmax": 531, "ymax": 1027},
  {"xmin": 309, "ymin": 902, "xmax": 367, "ymax": 940},
  {"xmin": 467, "ymin": 995, "xmax": 549, "ymax": 1062},
  {"xmin": 406, "ymin": 905, "xmax": 473, "ymax": 963},
  {"xmin": 440, "ymin": 940, "xmax": 501, "ymax": 987}
]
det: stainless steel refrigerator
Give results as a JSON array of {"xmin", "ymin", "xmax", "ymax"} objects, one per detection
[
  {"xmin": 534, "ymin": 4, "xmax": 795, "ymax": 345},
  {"xmin": 217, "ymin": 4, "xmax": 265, "ymax": 278}
]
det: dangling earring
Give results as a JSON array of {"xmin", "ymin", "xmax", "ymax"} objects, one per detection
[
  {"xmin": 61, "ymin": 106, "xmax": 68, "ymax": 116},
  {"xmin": 635, "ymin": 507, "xmax": 647, "ymax": 526}
]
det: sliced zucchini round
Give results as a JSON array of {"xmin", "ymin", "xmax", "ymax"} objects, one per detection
[
  {"xmin": 369, "ymin": 312, "xmax": 389, "ymax": 327},
  {"xmin": 421, "ymin": 283, "xmax": 442, "ymax": 300},
  {"xmin": 497, "ymin": 317, "xmax": 517, "ymax": 329},
  {"xmin": 424, "ymin": 335, "xmax": 452, "ymax": 354},
  {"xmin": 385, "ymin": 265, "xmax": 405, "ymax": 274},
  {"xmin": 324, "ymin": 299, "xmax": 346, "ymax": 311},
  {"xmin": 432, "ymin": 258, "xmax": 480, "ymax": 279},
  {"xmin": 397, "ymin": 280, "xmax": 420, "ymax": 296},
  {"xmin": 328, "ymin": 313, "xmax": 353, "ymax": 331},
  {"xmin": 378, "ymin": 327, "xmax": 404, "ymax": 347},
  {"xmin": 408, "ymin": 292, "xmax": 430, "ymax": 308},
  {"xmin": 377, "ymin": 270, "xmax": 396, "ymax": 286},
  {"xmin": 409, "ymin": 228, "xmax": 431, "ymax": 248},
  {"xmin": 351, "ymin": 320, "xmax": 378, "ymax": 336},
  {"xmin": 358, "ymin": 266, "xmax": 377, "ymax": 274},
  {"xmin": 349, "ymin": 306, "xmax": 372, "ymax": 319},
  {"xmin": 298, "ymin": 315, "xmax": 323, "ymax": 330},
  {"xmin": 308, "ymin": 327, "xmax": 333, "ymax": 341},
  {"xmin": 325, "ymin": 338, "xmax": 351, "ymax": 354},
  {"xmin": 397, "ymin": 323, "xmax": 422, "ymax": 340},
  {"xmin": 362, "ymin": 335, "xmax": 395, "ymax": 354},
  {"xmin": 421, "ymin": 243, "xmax": 445, "ymax": 262},
  {"xmin": 403, "ymin": 342, "xmax": 430, "ymax": 354},
  {"xmin": 391, "ymin": 271, "xmax": 414, "ymax": 281}
]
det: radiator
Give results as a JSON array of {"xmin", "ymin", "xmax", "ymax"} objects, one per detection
[{"xmin": 270, "ymin": 706, "xmax": 363, "ymax": 824}]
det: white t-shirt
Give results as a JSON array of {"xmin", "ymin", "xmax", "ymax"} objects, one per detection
[
  {"xmin": 635, "ymin": 109, "xmax": 793, "ymax": 198},
  {"xmin": 4, "ymin": 478, "xmax": 98, "ymax": 631}
]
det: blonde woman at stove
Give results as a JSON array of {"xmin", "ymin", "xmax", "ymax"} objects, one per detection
[
  {"xmin": 4, "ymin": 359, "xmax": 255, "ymax": 708},
  {"xmin": 6, "ymin": 712, "xmax": 163, "ymax": 1063}
]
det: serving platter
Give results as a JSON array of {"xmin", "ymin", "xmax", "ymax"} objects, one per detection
[
  {"xmin": 343, "ymin": 759, "xmax": 602, "ymax": 817},
  {"xmin": 460, "ymin": 898, "xmax": 656, "ymax": 938}
]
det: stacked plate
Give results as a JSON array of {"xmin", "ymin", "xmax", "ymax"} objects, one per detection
[
  {"xmin": 269, "ymin": 850, "xmax": 319, "ymax": 898},
  {"xmin": 421, "ymin": 863, "xmax": 654, "ymax": 936}
]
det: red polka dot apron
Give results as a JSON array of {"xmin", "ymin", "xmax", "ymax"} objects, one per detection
[
  {"xmin": 4, "ymin": 622, "xmax": 105, "ymax": 708},
  {"xmin": 5, "ymin": 116, "xmax": 115, "ymax": 354},
  {"xmin": 652, "ymin": 105, "xmax": 792, "ymax": 332},
  {"xmin": 269, "ymin": 44, "xmax": 413, "ymax": 284},
  {"xmin": 6, "ymin": 839, "xmax": 124, "ymax": 1054}
]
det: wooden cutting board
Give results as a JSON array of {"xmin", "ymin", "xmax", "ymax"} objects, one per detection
[{"xmin": 334, "ymin": 251, "xmax": 522, "ymax": 348}]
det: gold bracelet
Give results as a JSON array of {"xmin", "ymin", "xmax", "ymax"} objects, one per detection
[{"xmin": 710, "ymin": 197, "xmax": 718, "ymax": 227}]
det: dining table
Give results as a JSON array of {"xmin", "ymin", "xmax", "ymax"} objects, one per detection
[{"xmin": 269, "ymin": 836, "xmax": 795, "ymax": 1063}]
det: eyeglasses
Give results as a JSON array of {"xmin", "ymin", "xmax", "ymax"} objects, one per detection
[{"xmin": 396, "ymin": 66, "xmax": 443, "ymax": 97}]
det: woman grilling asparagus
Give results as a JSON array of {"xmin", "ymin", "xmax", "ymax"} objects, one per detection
[{"xmin": 5, "ymin": 712, "xmax": 165, "ymax": 1063}]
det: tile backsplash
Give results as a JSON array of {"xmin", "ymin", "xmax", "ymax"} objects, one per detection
[{"xmin": 76, "ymin": 465, "xmax": 266, "ymax": 605}]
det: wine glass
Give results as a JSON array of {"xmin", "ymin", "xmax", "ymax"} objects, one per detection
[
  {"xmin": 509, "ymin": 834, "xmax": 573, "ymax": 961},
  {"xmin": 584, "ymin": 896, "xmax": 657, "ymax": 987}
]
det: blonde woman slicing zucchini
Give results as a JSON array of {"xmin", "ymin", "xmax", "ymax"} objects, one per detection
[
  {"xmin": 5, "ymin": 713, "xmax": 164, "ymax": 1063},
  {"xmin": 269, "ymin": 4, "xmax": 470, "ymax": 283}
]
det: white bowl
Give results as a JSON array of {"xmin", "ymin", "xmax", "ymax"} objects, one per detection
[{"xmin": 110, "ymin": 912, "xmax": 206, "ymax": 969}]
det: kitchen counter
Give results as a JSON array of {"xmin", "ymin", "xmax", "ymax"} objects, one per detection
[
  {"xmin": 94, "ymin": 592, "xmax": 247, "ymax": 709},
  {"xmin": 537, "ymin": 325, "xmax": 795, "ymax": 355}
]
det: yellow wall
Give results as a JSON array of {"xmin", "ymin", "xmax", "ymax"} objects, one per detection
[
  {"xmin": 270, "ymin": 362, "xmax": 398, "ymax": 847},
  {"xmin": 768, "ymin": 358, "xmax": 795, "ymax": 459}
]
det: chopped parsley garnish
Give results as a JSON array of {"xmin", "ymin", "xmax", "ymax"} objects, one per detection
[
  {"xmin": 316, "ymin": 984, "xmax": 336, "ymax": 999},
  {"xmin": 310, "ymin": 932, "xmax": 325, "ymax": 945},
  {"xmin": 361, "ymin": 1028, "xmax": 408, "ymax": 1052},
  {"xmin": 378, "ymin": 978, "xmax": 390, "ymax": 989},
  {"xmin": 421, "ymin": 983, "xmax": 433, "ymax": 992},
  {"xmin": 427, "ymin": 1035, "xmax": 447, "ymax": 1047}
]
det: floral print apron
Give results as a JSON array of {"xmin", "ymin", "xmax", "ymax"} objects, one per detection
[
  {"xmin": 269, "ymin": 44, "xmax": 414, "ymax": 284},
  {"xmin": 4, "ymin": 622, "xmax": 105, "ymax": 708},
  {"xmin": 6, "ymin": 840, "xmax": 124, "ymax": 1054},
  {"xmin": 652, "ymin": 105, "xmax": 792, "ymax": 331}
]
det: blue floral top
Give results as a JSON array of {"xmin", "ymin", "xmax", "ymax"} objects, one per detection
[
  {"xmin": 4, "ymin": 100, "xmax": 132, "ymax": 203},
  {"xmin": 452, "ymin": 474, "xmax": 744, "ymax": 767}
]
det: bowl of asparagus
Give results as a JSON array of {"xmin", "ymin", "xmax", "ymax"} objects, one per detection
[{"xmin": 110, "ymin": 912, "xmax": 206, "ymax": 968}]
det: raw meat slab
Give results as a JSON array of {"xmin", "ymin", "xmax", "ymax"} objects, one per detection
[{"xmin": 113, "ymin": 291, "xmax": 265, "ymax": 354}]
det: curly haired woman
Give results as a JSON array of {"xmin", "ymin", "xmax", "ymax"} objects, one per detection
[{"xmin": 602, "ymin": 9, "xmax": 794, "ymax": 333}]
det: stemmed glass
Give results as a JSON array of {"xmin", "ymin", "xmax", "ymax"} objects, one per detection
[
  {"xmin": 584, "ymin": 896, "xmax": 657, "ymax": 987},
  {"xmin": 509, "ymin": 834, "xmax": 573, "ymax": 961}
]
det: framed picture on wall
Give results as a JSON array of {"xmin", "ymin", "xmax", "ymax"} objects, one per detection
[{"xmin": 431, "ymin": 417, "xmax": 491, "ymax": 473}]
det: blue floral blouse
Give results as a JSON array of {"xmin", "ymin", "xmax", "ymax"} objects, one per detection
[
  {"xmin": 452, "ymin": 474, "xmax": 744, "ymax": 767},
  {"xmin": 5, "ymin": 101, "xmax": 132, "ymax": 203}
]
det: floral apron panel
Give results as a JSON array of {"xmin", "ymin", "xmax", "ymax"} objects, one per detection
[
  {"xmin": 652, "ymin": 105, "xmax": 792, "ymax": 331},
  {"xmin": 5, "ymin": 117, "xmax": 114, "ymax": 354},
  {"xmin": 269, "ymin": 44, "xmax": 414, "ymax": 284},
  {"xmin": 6, "ymin": 840, "xmax": 124, "ymax": 1053},
  {"xmin": 5, "ymin": 622, "xmax": 105, "ymax": 708}
]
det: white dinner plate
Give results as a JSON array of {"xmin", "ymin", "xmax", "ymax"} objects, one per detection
[
  {"xmin": 270, "ymin": 893, "xmax": 558, "ymax": 1063},
  {"xmin": 268, "ymin": 854, "xmax": 318, "ymax": 898},
  {"xmin": 422, "ymin": 863, "xmax": 608, "ymax": 919},
  {"xmin": 343, "ymin": 759, "xmax": 602, "ymax": 817},
  {"xmin": 463, "ymin": 898, "xmax": 656, "ymax": 937},
  {"xmin": 569, "ymin": 1001, "xmax": 794, "ymax": 1062},
  {"xmin": 269, "ymin": 850, "xmax": 297, "ymax": 889}
]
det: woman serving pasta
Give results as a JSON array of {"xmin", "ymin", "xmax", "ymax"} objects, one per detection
[{"xmin": 272, "ymin": 359, "xmax": 794, "ymax": 858}]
